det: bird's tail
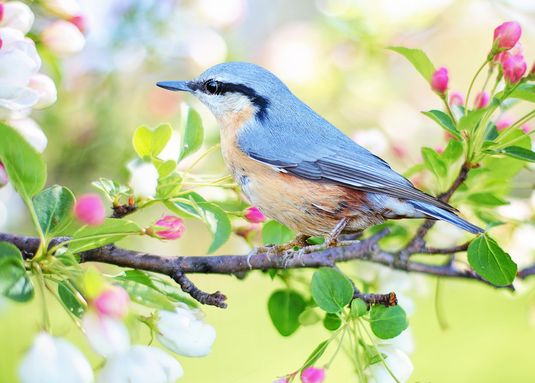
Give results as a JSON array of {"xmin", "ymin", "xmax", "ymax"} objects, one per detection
[{"xmin": 408, "ymin": 200, "xmax": 484, "ymax": 234}]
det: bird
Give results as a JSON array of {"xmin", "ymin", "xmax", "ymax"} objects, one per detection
[{"xmin": 156, "ymin": 62, "xmax": 483, "ymax": 245}]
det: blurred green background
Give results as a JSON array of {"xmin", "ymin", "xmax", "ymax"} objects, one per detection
[{"xmin": 1, "ymin": 0, "xmax": 535, "ymax": 382}]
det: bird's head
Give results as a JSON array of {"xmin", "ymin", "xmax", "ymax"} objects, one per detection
[{"xmin": 157, "ymin": 62, "xmax": 289, "ymax": 122}]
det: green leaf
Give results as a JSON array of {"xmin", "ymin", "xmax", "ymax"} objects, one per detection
[
  {"xmin": 388, "ymin": 46, "xmax": 435, "ymax": 82},
  {"xmin": 441, "ymin": 139, "xmax": 464, "ymax": 164},
  {"xmin": 422, "ymin": 110, "xmax": 461, "ymax": 140},
  {"xmin": 499, "ymin": 146, "xmax": 535, "ymax": 163},
  {"xmin": 458, "ymin": 109, "xmax": 486, "ymax": 132},
  {"xmin": 156, "ymin": 173, "xmax": 182, "ymax": 199},
  {"xmin": 302, "ymin": 340, "xmax": 329, "ymax": 369},
  {"xmin": 350, "ymin": 298, "xmax": 368, "ymax": 318},
  {"xmin": 133, "ymin": 124, "xmax": 173, "ymax": 159},
  {"xmin": 57, "ymin": 282, "xmax": 85, "ymax": 318},
  {"xmin": 33, "ymin": 185, "xmax": 75, "ymax": 237},
  {"xmin": 115, "ymin": 277, "xmax": 175, "ymax": 311},
  {"xmin": 311, "ymin": 268, "xmax": 353, "ymax": 313},
  {"xmin": 267, "ymin": 289, "xmax": 306, "ymax": 336},
  {"xmin": 467, "ymin": 192, "xmax": 508, "ymax": 206},
  {"xmin": 92, "ymin": 178, "xmax": 131, "ymax": 200},
  {"xmin": 179, "ymin": 107, "xmax": 204, "ymax": 161},
  {"xmin": 262, "ymin": 221, "xmax": 295, "ymax": 246},
  {"xmin": 467, "ymin": 234, "xmax": 517, "ymax": 286},
  {"xmin": 421, "ymin": 147, "xmax": 447, "ymax": 178},
  {"xmin": 69, "ymin": 218, "xmax": 142, "ymax": 253},
  {"xmin": 298, "ymin": 307, "xmax": 321, "ymax": 326},
  {"xmin": 0, "ymin": 242, "xmax": 34, "ymax": 302},
  {"xmin": 0, "ymin": 123, "xmax": 46, "ymax": 198},
  {"xmin": 370, "ymin": 305, "xmax": 408, "ymax": 339},
  {"xmin": 323, "ymin": 312, "xmax": 342, "ymax": 331},
  {"xmin": 496, "ymin": 83, "xmax": 535, "ymax": 103}
]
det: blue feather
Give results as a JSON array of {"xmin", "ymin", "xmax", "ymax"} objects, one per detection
[{"xmin": 408, "ymin": 200, "xmax": 484, "ymax": 234}]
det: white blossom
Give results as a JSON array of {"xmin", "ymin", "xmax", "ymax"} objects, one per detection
[
  {"xmin": 157, "ymin": 305, "xmax": 216, "ymax": 357},
  {"xmin": 18, "ymin": 332, "xmax": 93, "ymax": 383},
  {"xmin": 0, "ymin": 2, "xmax": 34, "ymax": 34},
  {"xmin": 41, "ymin": 20, "xmax": 85, "ymax": 55},
  {"xmin": 98, "ymin": 345, "xmax": 183, "ymax": 383},
  {"xmin": 82, "ymin": 311, "xmax": 130, "ymax": 357},
  {"xmin": 8, "ymin": 117, "xmax": 47, "ymax": 152},
  {"xmin": 44, "ymin": 0, "xmax": 82, "ymax": 18},
  {"xmin": 129, "ymin": 162, "xmax": 159, "ymax": 198},
  {"xmin": 367, "ymin": 345, "xmax": 413, "ymax": 383},
  {"xmin": 29, "ymin": 74, "xmax": 57, "ymax": 109}
]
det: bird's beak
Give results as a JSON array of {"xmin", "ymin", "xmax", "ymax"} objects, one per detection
[{"xmin": 156, "ymin": 81, "xmax": 192, "ymax": 92}]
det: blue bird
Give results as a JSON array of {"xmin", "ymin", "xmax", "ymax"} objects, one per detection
[{"xmin": 157, "ymin": 62, "xmax": 482, "ymax": 244}]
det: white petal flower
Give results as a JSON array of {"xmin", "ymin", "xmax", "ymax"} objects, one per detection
[
  {"xmin": 41, "ymin": 20, "xmax": 85, "ymax": 55},
  {"xmin": 7, "ymin": 117, "xmax": 47, "ymax": 152},
  {"xmin": 158, "ymin": 130, "xmax": 181, "ymax": 161},
  {"xmin": 82, "ymin": 311, "xmax": 130, "ymax": 357},
  {"xmin": 44, "ymin": 0, "xmax": 82, "ymax": 18},
  {"xmin": 28, "ymin": 74, "xmax": 57, "ymax": 109},
  {"xmin": 157, "ymin": 305, "xmax": 216, "ymax": 357},
  {"xmin": 129, "ymin": 162, "xmax": 159, "ymax": 198},
  {"xmin": 19, "ymin": 332, "xmax": 93, "ymax": 383},
  {"xmin": 98, "ymin": 345, "xmax": 183, "ymax": 383},
  {"xmin": 366, "ymin": 345, "xmax": 413, "ymax": 383},
  {"xmin": 0, "ymin": 2, "xmax": 34, "ymax": 34}
]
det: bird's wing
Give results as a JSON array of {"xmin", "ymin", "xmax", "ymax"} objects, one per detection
[{"xmin": 238, "ymin": 119, "xmax": 456, "ymax": 213}]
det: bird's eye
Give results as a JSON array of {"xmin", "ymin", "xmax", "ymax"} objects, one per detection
[{"xmin": 204, "ymin": 80, "xmax": 220, "ymax": 95}]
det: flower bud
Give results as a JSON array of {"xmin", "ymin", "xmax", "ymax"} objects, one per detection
[
  {"xmin": 431, "ymin": 67, "xmax": 448, "ymax": 95},
  {"xmin": 493, "ymin": 21, "xmax": 522, "ymax": 52},
  {"xmin": 474, "ymin": 91, "xmax": 489, "ymax": 109},
  {"xmin": 8, "ymin": 118, "xmax": 47, "ymax": 152},
  {"xmin": 129, "ymin": 162, "xmax": 159, "ymax": 198},
  {"xmin": 496, "ymin": 118, "xmax": 512, "ymax": 131},
  {"xmin": 19, "ymin": 332, "xmax": 93, "ymax": 383},
  {"xmin": 29, "ymin": 74, "xmax": 57, "ymax": 109},
  {"xmin": 244, "ymin": 206, "xmax": 266, "ymax": 223},
  {"xmin": 74, "ymin": 194, "xmax": 106, "ymax": 226},
  {"xmin": 0, "ymin": 2, "xmax": 34, "ymax": 34},
  {"xmin": 69, "ymin": 15, "xmax": 86, "ymax": 32},
  {"xmin": 82, "ymin": 311, "xmax": 130, "ymax": 357},
  {"xmin": 157, "ymin": 305, "xmax": 216, "ymax": 357},
  {"xmin": 448, "ymin": 92, "xmax": 464, "ymax": 106},
  {"xmin": 41, "ymin": 20, "xmax": 85, "ymax": 55},
  {"xmin": 93, "ymin": 286, "xmax": 130, "ymax": 319},
  {"xmin": 45, "ymin": 0, "xmax": 82, "ymax": 19},
  {"xmin": 0, "ymin": 162, "xmax": 8, "ymax": 188},
  {"xmin": 301, "ymin": 367, "xmax": 326, "ymax": 383},
  {"xmin": 503, "ymin": 54, "xmax": 527, "ymax": 84},
  {"xmin": 154, "ymin": 215, "xmax": 185, "ymax": 240}
]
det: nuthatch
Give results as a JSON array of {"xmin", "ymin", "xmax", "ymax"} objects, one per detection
[{"xmin": 157, "ymin": 62, "xmax": 482, "ymax": 242}]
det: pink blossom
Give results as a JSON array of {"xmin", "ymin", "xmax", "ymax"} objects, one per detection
[
  {"xmin": 244, "ymin": 206, "xmax": 266, "ymax": 223},
  {"xmin": 155, "ymin": 215, "xmax": 185, "ymax": 240},
  {"xmin": 301, "ymin": 367, "xmax": 326, "ymax": 383},
  {"xmin": 503, "ymin": 54, "xmax": 527, "ymax": 84},
  {"xmin": 495, "ymin": 42, "xmax": 523, "ymax": 65},
  {"xmin": 474, "ymin": 92, "xmax": 490, "ymax": 109},
  {"xmin": 493, "ymin": 21, "xmax": 522, "ymax": 51},
  {"xmin": 93, "ymin": 286, "xmax": 130, "ymax": 319},
  {"xmin": 431, "ymin": 67, "xmax": 448, "ymax": 94},
  {"xmin": 0, "ymin": 162, "xmax": 7, "ymax": 187},
  {"xmin": 69, "ymin": 15, "xmax": 85, "ymax": 32},
  {"xmin": 449, "ymin": 92, "xmax": 464, "ymax": 106},
  {"xmin": 495, "ymin": 118, "xmax": 512, "ymax": 131},
  {"xmin": 74, "ymin": 194, "xmax": 106, "ymax": 226}
]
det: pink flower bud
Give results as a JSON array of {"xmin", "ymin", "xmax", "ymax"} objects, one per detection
[
  {"xmin": 0, "ymin": 162, "xmax": 8, "ymax": 188},
  {"xmin": 435, "ymin": 147, "xmax": 444, "ymax": 154},
  {"xmin": 301, "ymin": 367, "xmax": 325, "ymax": 383},
  {"xmin": 431, "ymin": 67, "xmax": 448, "ymax": 94},
  {"xmin": 93, "ymin": 286, "xmax": 130, "ymax": 319},
  {"xmin": 474, "ymin": 91, "xmax": 489, "ymax": 109},
  {"xmin": 0, "ymin": 4, "xmax": 4, "ymax": 22},
  {"xmin": 495, "ymin": 42, "xmax": 523, "ymax": 65},
  {"xmin": 495, "ymin": 118, "xmax": 512, "ymax": 131},
  {"xmin": 41, "ymin": 20, "xmax": 85, "ymax": 55},
  {"xmin": 69, "ymin": 15, "xmax": 86, "ymax": 32},
  {"xmin": 493, "ymin": 21, "xmax": 522, "ymax": 51},
  {"xmin": 521, "ymin": 124, "xmax": 531, "ymax": 134},
  {"xmin": 449, "ymin": 92, "xmax": 464, "ymax": 106},
  {"xmin": 392, "ymin": 144, "xmax": 406, "ymax": 158},
  {"xmin": 244, "ymin": 206, "xmax": 266, "ymax": 223},
  {"xmin": 74, "ymin": 194, "xmax": 106, "ymax": 226},
  {"xmin": 155, "ymin": 215, "xmax": 185, "ymax": 240},
  {"xmin": 0, "ymin": 37, "xmax": 3, "ymax": 50},
  {"xmin": 503, "ymin": 54, "xmax": 527, "ymax": 84}
]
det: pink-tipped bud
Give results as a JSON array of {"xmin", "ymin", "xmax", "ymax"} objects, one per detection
[
  {"xmin": 431, "ymin": 67, "xmax": 448, "ymax": 94},
  {"xmin": 93, "ymin": 286, "xmax": 130, "ymax": 319},
  {"xmin": 74, "ymin": 194, "xmax": 106, "ymax": 226},
  {"xmin": 0, "ymin": 162, "xmax": 8, "ymax": 188},
  {"xmin": 435, "ymin": 147, "xmax": 444, "ymax": 154},
  {"xmin": 301, "ymin": 367, "xmax": 326, "ymax": 383},
  {"xmin": 521, "ymin": 124, "xmax": 531, "ymax": 134},
  {"xmin": 493, "ymin": 21, "xmax": 522, "ymax": 52},
  {"xmin": 449, "ymin": 92, "xmax": 464, "ymax": 106},
  {"xmin": 503, "ymin": 54, "xmax": 527, "ymax": 84},
  {"xmin": 496, "ymin": 118, "xmax": 512, "ymax": 131},
  {"xmin": 69, "ymin": 15, "xmax": 86, "ymax": 33},
  {"xmin": 0, "ymin": 37, "xmax": 3, "ymax": 50},
  {"xmin": 474, "ymin": 91, "xmax": 490, "ymax": 109},
  {"xmin": 0, "ymin": 4, "xmax": 4, "ymax": 22},
  {"xmin": 155, "ymin": 215, "xmax": 185, "ymax": 240},
  {"xmin": 244, "ymin": 207, "xmax": 266, "ymax": 223}
]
